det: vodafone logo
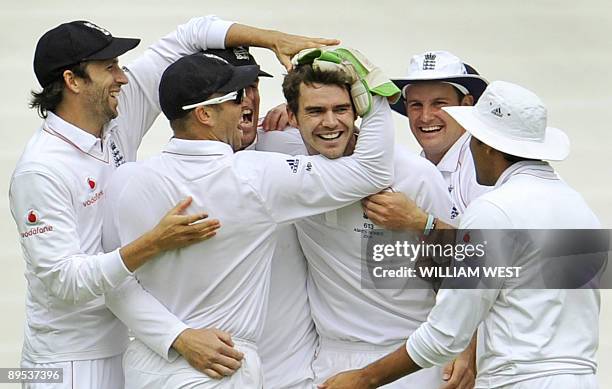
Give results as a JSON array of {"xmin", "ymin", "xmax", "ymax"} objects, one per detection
[
  {"xmin": 87, "ymin": 177, "xmax": 96, "ymax": 191},
  {"xmin": 26, "ymin": 210, "xmax": 39, "ymax": 225}
]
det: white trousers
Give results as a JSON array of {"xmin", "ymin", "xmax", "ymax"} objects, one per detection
[
  {"xmin": 123, "ymin": 338, "xmax": 263, "ymax": 389},
  {"xmin": 312, "ymin": 338, "xmax": 443, "ymax": 388},
  {"xmin": 21, "ymin": 354, "xmax": 124, "ymax": 389},
  {"xmin": 494, "ymin": 373, "xmax": 598, "ymax": 389}
]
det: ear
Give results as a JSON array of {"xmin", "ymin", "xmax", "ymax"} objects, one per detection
[
  {"xmin": 461, "ymin": 94, "xmax": 475, "ymax": 106},
  {"xmin": 287, "ymin": 107, "xmax": 299, "ymax": 128},
  {"xmin": 193, "ymin": 106, "xmax": 214, "ymax": 126},
  {"xmin": 62, "ymin": 70, "xmax": 81, "ymax": 93}
]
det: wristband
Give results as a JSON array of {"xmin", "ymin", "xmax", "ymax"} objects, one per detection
[{"xmin": 423, "ymin": 214, "xmax": 436, "ymax": 236}]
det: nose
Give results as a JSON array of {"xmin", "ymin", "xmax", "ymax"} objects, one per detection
[
  {"xmin": 421, "ymin": 104, "xmax": 434, "ymax": 122},
  {"xmin": 321, "ymin": 110, "xmax": 338, "ymax": 128},
  {"xmin": 115, "ymin": 67, "xmax": 129, "ymax": 85}
]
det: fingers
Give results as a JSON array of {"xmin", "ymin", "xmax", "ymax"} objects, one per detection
[
  {"xmin": 167, "ymin": 196, "xmax": 193, "ymax": 216},
  {"xmin": 202, "ymin": 368, "xmax": 223, "ymax": 380},
  {"xmin": 262, "ymin": 104, "xmax": 289, "ymax": 131},
  {"xmin": 310, "ymin": 37, "xmax": 341, "ymax": 47},
  {"xmin": 214, "ymin": 329, "xmax": 235, "ymax": 348},
  {"xmin": 209, "ymin": 362, "xmax": 239, "ymax": 377},
  {"xmin": 442, "ymin": 360, "xmax": 454, "ymax": 381}
]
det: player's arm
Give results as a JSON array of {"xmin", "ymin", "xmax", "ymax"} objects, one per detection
[
  {"xmin": 105, "ymin": 278, "xmax": 243, "ymax": 379},
  {"xmin": 9, "ymin": 166, "xmax": 218, "ymax": 304},
  {"xmin": 117, "ymin": 17, "xmax": 338, "ymax": 155},
  {"xmin": 243, "ymin": 94, "xmax": 394, "ymax": 225}
]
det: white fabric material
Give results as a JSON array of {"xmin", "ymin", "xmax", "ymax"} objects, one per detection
[
  {"xmin": 495, "ymin": 373, "xmax": 597, "ymax": 389},
  {"xmin": 423, "ymin": 132, "xmax": 490, "ymax": 214},
  {"xmin": 312, "ymin": 338, "xmax": 443, "ymax": 388},
  {"xmin": 299, "ymin": 145, "xmax": 454, "ymax": 346},
  {"xmin": 9, "ymin": 15, "xmax": 233, "ymax": 364},
  {"xmin": 21, "ymin": 354, "xmax": 123, "ymax": 389},
  {"xmin": 123, "ymin": 338, "xmax": 262, "ymax": 389},
  {"xmin": 407, "ymin": 161, "xmax": 600, "ymax": 388},
  {"xmin": 252, "ymin": 128, "xmax": 316, "ymax": 389},
  {"xmin": 443, "ymin": 81, "xmax": 570, "ymax": 161},
  {"xmin": 102, "ymin": 97, "xmax": 393, "ymax": 375}
]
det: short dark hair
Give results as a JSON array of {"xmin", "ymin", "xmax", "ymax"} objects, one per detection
[
  {"xmin": 29, "ymin": 62, "xmax": 90, "ymax": 118},
  {"xmin": 282, "ymin": 64, "xmax": 352, "ymax": 115},
  {"xmin": 502, "ymin": 152, "xmax": 537, "ymax": 164}
]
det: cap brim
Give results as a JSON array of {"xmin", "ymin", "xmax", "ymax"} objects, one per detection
[
  {"xmin": 219, "ymin": 64, "xmax": 261, "ymax": 93},
  {"xmin": 443, "ymin": 106, "xmax": 570, "ymax": 161},
  {"xmin": 258, "ymin": 69, "xmax": 273, "ymax": 78},
  {"xmin": 84, "ymin": 37, "xmax": 140, "ymax": 61},
  {"xmin": 390, "ymin": 75, "xmax": 489, "ymax": 116}
]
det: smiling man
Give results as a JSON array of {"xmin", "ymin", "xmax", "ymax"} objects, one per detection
[
  {"xmin": 362, "ymin": 51, "xmax": 491, "ymax": 234},
  {"xmin": 274, "ymin": 59, "xmax": 473, "ymax": 388}
]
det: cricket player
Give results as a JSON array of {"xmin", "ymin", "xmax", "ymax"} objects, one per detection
[
  {"xmin": 102, "ymin": 50, "xmax": 396, "ymax": 387},
  {"xmin": 10, "ymin": 17, "xmax": 338, "ymax": 388},
  {"xmin": 321, "ymin": 81, "xmax": 601, "ymax": 389},
  {"xmin": 208, "ymin": 47, "xmax": 319, "ymax": 388},
  {"xmin": 247, "ymin": 48, "xmax": 472, "ymax": 388},
  {"xmin": 362, "ymin": 51, "xmax": 490, "ymax": 231}
]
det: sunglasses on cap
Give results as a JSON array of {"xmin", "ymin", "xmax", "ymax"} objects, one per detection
[{"xmin": 182, "ymin": 89, "xmax": 244, "ymax": 110}]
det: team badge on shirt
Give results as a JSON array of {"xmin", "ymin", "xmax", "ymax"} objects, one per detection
[
  {"xmin": 87, "ymin": 177, "xmax": 97, "ymax": 191},
  {"xmin": 26, "ymin": 209, "xmax": 39, "ymax": 225},
  {"xmin": 110, "ymin": 140, "xmax": 125, "ymax": 167},
  {"xmin": 286, "ymin": 158, "xmax": 300, "ymax": 173}
]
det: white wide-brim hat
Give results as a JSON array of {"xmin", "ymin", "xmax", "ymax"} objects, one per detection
[
  {"xmin": 443, "ymin": 81, "xmax": 570, "ymax": 161},
  {"xmin": 391, "ymin": 50, "xmax": 489, "ymax": 116}
]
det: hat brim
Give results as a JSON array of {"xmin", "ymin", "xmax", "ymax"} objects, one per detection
[
  {"xmin": 218, "ymin": 64, "xmax": 261, "ymax": 93},
  {"xmin": 390, "ymin": 75, "xmax": 489, "ymax": 116},
  {"xmin": 443, "ymin": 106, "xmax": 570, "ymax": 161},
  {"xmin": 84, "ymin": 37, "xmax": 140, "ymax": 61}
]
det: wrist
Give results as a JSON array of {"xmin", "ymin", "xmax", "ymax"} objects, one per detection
[{"xmin": 172, "ymin": 328, "xmax": 191, "ymax": 355}]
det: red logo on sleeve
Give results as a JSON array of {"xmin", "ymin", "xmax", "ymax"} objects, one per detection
[
  {"xmin": 87, "ymin": 177, "xmax": 96, "ymax": 190},
  {"xmin": 26, "ymin": 210, "xmax": 39, "ymax": 225}
]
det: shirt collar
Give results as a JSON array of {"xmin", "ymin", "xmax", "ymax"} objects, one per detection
[
  {"xmin": 44, "ymin": 112, "xmax": 102, "ymax": 153},
  {"xmin": 162, "ymin": 138, "xmax": 234, "ymax": 157},
  {"xmin": 495, "ymin": 160, "xmax": 557, "ymax": 188},
  {"xmin": 421, "ymin": 132, "xmax": 471, "ymax": 173}
]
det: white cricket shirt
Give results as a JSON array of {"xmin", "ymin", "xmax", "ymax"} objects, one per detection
[
  {"xmin": 9, "ymin": 15, "xmax": 233, "ymax": 363},
  {"xmin": 407, "ymin": 161, "xmax": 601, "ymax": 388},
  {"xmin": 297, "ymin": 145, "xmax": 455, "ymax": 346},
  {"xmin": 102, "ymin": 97, "xmax": 394, "ymax": 350},
  {"xmin": 424, "ymin": 133, "xmax": 490, "ymax": 215},
  {"xmin": 250, "ymin": 127, "xmax": 317, "ymax": 388}
]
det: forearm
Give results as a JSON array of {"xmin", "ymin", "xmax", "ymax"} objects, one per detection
[
  {"xmin": 353, "ymin": 96, "xmax": 394, "ymax": 189},
  {"xmin": 106, "ymin": 277, "xmax": 189, "ymax": 360},
  {"xmin": 225, "ymin": 24, "xmax": 280, "ymax": 49},
  {"xmin": 361, "ymin": 345, "xmax": 421, "ymax": 387},
  {"xmin": 119, "ymin": 229, "xmax": 163, "ymax": 272}
]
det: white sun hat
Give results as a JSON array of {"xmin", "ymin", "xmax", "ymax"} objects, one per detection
[
  {"xmin": 442, "ymin": 81, "xmax": 570, "ymax": 161},
  {"xmin": 391, "ymin": 50, "xmax": 489, "ymax": 115}
]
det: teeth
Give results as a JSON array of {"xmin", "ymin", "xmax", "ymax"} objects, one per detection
[
  {"xmin": 319, "ymin": 132, "xmax": 341, "ymax": 140},
  {"xmin": 241, "ymin": 109, "xmax": 253, "ymax": 124},
  {"xmin": 421, "ymin": 125, "xmax": 442, "ymax": 132}
]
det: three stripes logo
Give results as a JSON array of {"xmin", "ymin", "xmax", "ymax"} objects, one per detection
[
  {"xmin": 286, "ymin": 158, "xmax": 300, "ymax": 173},
  {"xmin": 423, "ymin": 53, "xmax": 437, "ymax": 70},
  {"xmin": 491, "ymin": 107, "xmax": 503, "ymax": 118}
]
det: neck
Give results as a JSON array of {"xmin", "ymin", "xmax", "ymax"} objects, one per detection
[
  {"xmin": 55, "ymin": 102, "xmax": 105, "ymax": 138},
  {"xmin": 424, "ymin": 150, "xmax": 445, "ymax": 165}
]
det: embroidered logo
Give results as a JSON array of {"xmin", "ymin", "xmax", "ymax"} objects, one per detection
[
  {"xmin": 491, "ymin": 107, "xmax": 503, "ymax": 118},
  {"xmin": 306, "ymin": 162, "xmax": 313, "ymax": 172},
  {"xmin": 233, "ymin": 47, "xmax": 250, "ymax": 60},
  {"xmin": 87, "ymin": 177, "xmax": 96, "ymax": 191},
  {"xmin": 423, "ymin": 53, "xmax": 437, "ymax": 70},
  {"xmin": 451, "ymin": 206, "xmax": 459, "ymax": 220},
  {"xmin": 26, "ymin": 209, "xmax": 39, "ymax": 225},
  {"xmin": 286, "ymin": 158, "xmax": 300, "ymax": 173},
  {"xmin": 110, "ymin": 140, "xmax": 125, "ymax": 167},
  {"xmin": 82, "ymin": 22, "xmax": 111, "ymax": 36}
]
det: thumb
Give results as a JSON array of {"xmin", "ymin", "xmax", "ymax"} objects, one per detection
[
  {"xmin": 442, "ymin": 360, "xmax": 454, "ymax": 381},
  {"xmin": 279, "ymin": 55, "xmax": 293, "ymax": 72},
  {"xmin": 168, "ymin": 197, "xmax": 193, "ymax": 215}
]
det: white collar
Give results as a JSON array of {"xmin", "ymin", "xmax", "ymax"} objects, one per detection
[
  {"xmin": 44, "ymin": 112, "xmax": 104, "ymax": 153},
  {"xmin": 162, "ymin": 138, "xmax": 234, "ymax": 157},
  {"xmin": 495, "ymin": 160, "xmax": 558, "ymax": 188}
]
